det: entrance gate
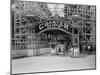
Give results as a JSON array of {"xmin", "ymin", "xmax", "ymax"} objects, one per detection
[{"xmin": 35, "ymin": 19, "xmax": 80, "ymax": 55}]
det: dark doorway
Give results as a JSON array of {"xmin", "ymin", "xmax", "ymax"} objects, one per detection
[{"xmin": 39, "ymin": 29, "xmax": 72, "ymax": 55}]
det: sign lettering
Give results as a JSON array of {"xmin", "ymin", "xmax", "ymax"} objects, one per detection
[{"xmin": 35, "ymin": 20, "xmax": 72, "ymax": 33}]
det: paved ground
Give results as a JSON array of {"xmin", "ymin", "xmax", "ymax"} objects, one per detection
[{"xmin": 12, "ymin": 55, "xmax": 96, "ymax": 74}]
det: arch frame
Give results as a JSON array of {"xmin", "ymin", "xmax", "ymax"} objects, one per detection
[
  {"xmin": 35, "ymin": 19, "xmax": 73, "ymax": 35},
  {"xmin": 38, "ymin": 27, "xmax": 73, "ymax": 35}
]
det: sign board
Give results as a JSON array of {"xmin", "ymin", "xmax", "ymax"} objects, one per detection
[{"xmin": 35, "ymin": 20, "xmax": 72, "ymax": 34}]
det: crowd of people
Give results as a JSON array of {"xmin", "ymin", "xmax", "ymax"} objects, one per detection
[{"xmin": 50, "ymin": 41, "xmax": 80, "ymax": 57}]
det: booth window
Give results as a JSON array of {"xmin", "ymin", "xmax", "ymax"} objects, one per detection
[{"xmin": 74, "ymin": 28, "xmax": 78, "ymax": 34}]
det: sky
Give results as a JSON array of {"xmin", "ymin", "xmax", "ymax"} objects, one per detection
[{"xmin": 47, "ymin": 4, "xmax": 64, "ymax": 17}]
